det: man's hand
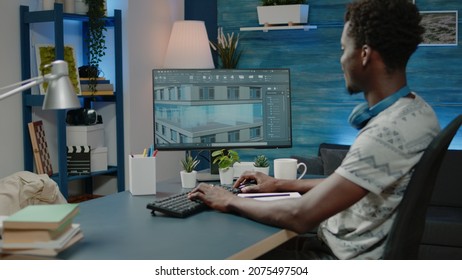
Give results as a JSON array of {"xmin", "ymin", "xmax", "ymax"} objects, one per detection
[
  {"xmin": 234, "ymin": 171, "xmax": 280, "ymax": 193},
  {"xmin": 188, "ymin": 183, "xmax": 236, "ymax": 212}
]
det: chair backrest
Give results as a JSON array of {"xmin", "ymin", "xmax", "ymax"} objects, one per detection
[{"xmin": 383, "ymin": 114, "xmax": 462, "ymax": 259}]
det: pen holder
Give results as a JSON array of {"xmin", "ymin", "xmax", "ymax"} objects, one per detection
[{"xmin": 128, "ymin": 155, "xmax": 156, "ymax": 195}]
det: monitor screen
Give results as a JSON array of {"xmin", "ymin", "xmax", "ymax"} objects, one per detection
[{"xmin": 152, "ymin": 68, "xmax": 292, "ymax": 151}]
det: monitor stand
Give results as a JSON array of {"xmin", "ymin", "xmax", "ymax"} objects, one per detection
[
  {"xmin": 196, "ymin": 169, "xmax": 220, "ymax": 182},
  {"xmin": 195, "ymin": 150, "xmax": 221, "ymax": 182}
]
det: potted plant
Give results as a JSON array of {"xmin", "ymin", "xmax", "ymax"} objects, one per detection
[
  {"xmin": 212, "ymin": 149, "xmax": 240, "ymax": 185},
  {"xmin": 257, "ymin": 0, "xmax": 309, "ymax": 26},
  {"xmin": 83, "ymin": 0, "xmax": 107, "ymax": 94},
  {"xmin": 209, "ymin": 27, "xmax": 243, "ymax": 69},
  {"xmin": 180, "ymin": 154, "xmax": 200, "ymax": 188},
  {"xmin": 253, "ymin": 155, "xmax": 270, "ymax": 175}
]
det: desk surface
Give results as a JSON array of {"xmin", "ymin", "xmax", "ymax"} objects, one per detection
[{"xmin": 59, "ymin": 179, "xmax": 296, "ymax": 260}]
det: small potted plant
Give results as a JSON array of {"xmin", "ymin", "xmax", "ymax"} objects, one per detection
[
  {"xmin": 212, "ymin": 149, "xmax": 240, "ymax": 185},
  {"xmin": 209, "ymin": 27, "xmax": 243, "ymax": 69},
  {"xmin": 180, "ymin": 154, "xmax": 200, "ymax": 188},
  {"xmin": 257, "ymin": 0, "xmax": 309, "ymax": 26},
  {"xmin": 253, "ymin": 155, "xmax": 270, "ymax": 175}
]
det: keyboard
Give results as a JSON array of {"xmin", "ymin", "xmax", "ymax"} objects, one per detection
[{"xmin": 146, "ymin": 185, "xmax": 239, "ymax": 218}]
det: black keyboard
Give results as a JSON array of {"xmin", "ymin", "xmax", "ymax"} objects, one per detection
[{"xmin": 147, "ymin": 185, "xmax": 239, "ymax": 218}]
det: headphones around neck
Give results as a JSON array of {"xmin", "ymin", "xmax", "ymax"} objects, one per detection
[{"xmin": 348, "ymin": 86, "xmax": 411, "ymax": 130}]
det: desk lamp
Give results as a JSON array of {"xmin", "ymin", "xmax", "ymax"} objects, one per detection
[{"xmin": 0, "ymin": 60, "xmax": 80, "ymax": 110}]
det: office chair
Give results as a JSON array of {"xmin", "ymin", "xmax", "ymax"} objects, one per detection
[{"xmin": 383, "ymin": 114, "xmax": 462, "ymax": 259}]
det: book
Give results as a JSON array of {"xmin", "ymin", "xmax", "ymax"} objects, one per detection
[
  {"xmin": 79, "ymin": 83, "xmax": 114, "ymax": 92},
  {"xmin": 79, "ymin": 77, "xmax": 106, "ymax": 81},
  {"xmin": 0, "ymin": 230, "xmax": 84, "ymax": 257},
  {"xmin": 1, "ymin": 224, "xmax": 81, "ymax": 250},
  {"xmin": 3, "ymin": 204, "xmax": 79, "ymax": 231},
  {"xmin": 2, "ymin": 219, "xmax": 73, "ymax": 243},
  {"xmin": 80, "ymin": 90, "xmax": 114, "ymax": 96},
  {"xmin": 28, "ymin": 120, "xmax": 53, "ymax": 176},
  {"xmin": 79, "ymin": 79, "xmax": 110, "ymax": 84}
]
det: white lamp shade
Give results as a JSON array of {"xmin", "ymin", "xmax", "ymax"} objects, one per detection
[{"xmin": 163, "ymin": 21, "xmax": 215, "ymax": 69}]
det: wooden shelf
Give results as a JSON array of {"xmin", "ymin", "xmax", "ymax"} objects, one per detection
[{"xmin": 240, "ymin": 25, "xmax": 317, "ymax": 32}]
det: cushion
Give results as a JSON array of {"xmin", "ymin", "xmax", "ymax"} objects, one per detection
[
  {"xmin": 430, "ymin": 150, "xmax": 462, "ymax": 207},
  {"xmin": 319, "ymin": 148, "xmax": 348, "ymax": 175},
  {"xmin": 422, "ymin": 206, "xmax": 462, "ymax": 247},
  {"xmin": 291, "ymin": 156, "xmax": 324, "ymax": 175}
]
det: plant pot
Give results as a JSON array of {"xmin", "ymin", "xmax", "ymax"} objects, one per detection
[
  {"xmin": 75, "ymin": 0, "xmax": 89, "ymax": 14},
  {"xmin": 254, "ymin": 166, "xmax": 270, "ymax": 175},
  {"xmin": 257, "ymin": 4, "xmax": 309, "ymax": 26},
  {"xmin": 180, "ymin": 170, "xmax": 197, "ymax": 189},
  {"xmin": 219, "ymin": 167, "xmax": 234, "ymax": 185}
]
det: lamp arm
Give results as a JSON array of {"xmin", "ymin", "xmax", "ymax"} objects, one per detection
[{"xmin": 0, "ymin": 76, "xmax": 45, "ymax": 101}]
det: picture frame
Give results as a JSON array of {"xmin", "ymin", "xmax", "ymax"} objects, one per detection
[
  {"xmin": 35, "ymin": 44, "xmax": 81, "ymax": 95},
  {"xmin": 420, "ymin": 11, "xmax": 458, "ymax": 46}
]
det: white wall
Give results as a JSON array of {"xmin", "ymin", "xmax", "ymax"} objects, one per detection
[
  {"xmin": 0, "ymin": 0, "xmax": 185, "ymax": 193},
  {"xmin": 0, "ymin": 0, "xmax": 28, "ymax": 178},
  {"xmin": 123, "ymin": 0, "xmax": 184, "ymax": 188}
]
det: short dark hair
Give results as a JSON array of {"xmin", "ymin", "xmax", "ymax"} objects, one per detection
[{"xmin": 345, "ymin": 0, "xmax": 424, "ymax": 71}]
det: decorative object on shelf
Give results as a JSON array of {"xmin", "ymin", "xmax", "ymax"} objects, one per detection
[
  {"xmin": 84, "ymin": 0, "xmax": 107, "ymax": 94},
  {"xmin": 164, "ymin": 20, "xmax": 214, "ymax": 69},
  {"xmin": 180, "ymin": 154, "xmax": 200, "ymax": 189},
  {"xmin": 212, "ymin": 149, "xmax": 240, "ymax": 185},
  {"xmin": 253, "ymin": 154, "xmax": 270, "ymax": 175},
  {"xmin": 28, "ymin": 120, "xmax": 53, "ymax": 176},
  {"xmin": 67, "ymin": 146, "xmax": 91, "ymax": 175},
  {"xmin": 257, "ymin": 0, "xmax": 309, "ymax": 26},
  {"xmin": 209, "ymin": 27, "xmax": 243, "ymax": 69},
  {"xmin": 35, "ymin": 45, "xmax": 81, "ymax": 95}
]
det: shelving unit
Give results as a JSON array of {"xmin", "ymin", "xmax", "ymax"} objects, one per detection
[{"xmin": 20, "ymin": 4, "xmax": 124, "ymax": 198}]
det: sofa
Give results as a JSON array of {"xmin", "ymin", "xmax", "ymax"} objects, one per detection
[{"xmin": 292, "ymin": 143, "xmax": 462, "ymax": 259}]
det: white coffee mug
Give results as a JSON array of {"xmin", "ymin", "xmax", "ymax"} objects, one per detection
[{"xmin": 274, "ymin": 158, "xmax": 307, "ymax": 180}]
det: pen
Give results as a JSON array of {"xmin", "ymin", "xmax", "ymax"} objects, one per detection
[
  {"xmin": 142, "ymin": 148, "xmax": 147, "ymax": 157},
  {"xmin": 152, "ymin": 149, "xmax": 158, "ymax": 157}
]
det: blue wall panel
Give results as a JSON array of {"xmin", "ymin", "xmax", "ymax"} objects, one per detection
[{"xmin": 214, "ymin": 0, "xmax": 461, "ymax": 163}]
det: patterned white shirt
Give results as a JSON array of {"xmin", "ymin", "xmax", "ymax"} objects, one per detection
[{"xmin": 318, "ymin": 94, "xmax": 440, "ymax": 259}]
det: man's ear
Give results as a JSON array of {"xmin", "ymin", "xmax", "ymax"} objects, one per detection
[{"xmin": 361, "ymin": 44, "xmax": 371, "ymax": 66}]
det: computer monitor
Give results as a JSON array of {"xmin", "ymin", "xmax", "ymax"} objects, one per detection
[{"xmin": 152, "ymin": 68, "xmax": 292, "ymax": 152}]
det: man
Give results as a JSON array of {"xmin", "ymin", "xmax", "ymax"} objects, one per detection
[{"xmin": 189, "ymin": 0, "xmax": 440, "ymax": 259}]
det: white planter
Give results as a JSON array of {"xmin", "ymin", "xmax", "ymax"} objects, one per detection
[
  {"xmin": 75, "ymin": 0, "xmax": 89, "ymax": 14},
  {"xmin": 42, "ymin": 0, "xmax": 55, "ymax": 10},
  {"xmin": 219, "ymin": 167, "xmax": 234, "ymax": 185},
  {"xmin": 254, "ymin": 166, "xmax": 270, "ymax": 175},
  {"xmin": 257, "ymin": 4, "xmax": 309, "ymax": 26},
  {"xmin": 180, "ymin": 170, "xmax": 197, "ymax": 189}
]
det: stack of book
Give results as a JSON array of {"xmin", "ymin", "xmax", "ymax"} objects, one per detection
[
  {"xmin": 80, "ymin": 78, "xmax": 114, "ymax": 96},
  {"xmin": 0, "ymin": 204, "xmax": 83, "ymax": 258}
]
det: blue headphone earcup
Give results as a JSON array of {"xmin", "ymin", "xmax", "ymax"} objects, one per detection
[
  {"xmin": 348, "ymin": 86, "xmax": 411, "ymax": 130},
  {"xmin": 349, "ymin": 102, "xmax": 371, "ymax": 130}
]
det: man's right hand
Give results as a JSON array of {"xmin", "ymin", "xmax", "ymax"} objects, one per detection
[{"xmin": 233, "ymin": 171, "xmax": 280, "ymax": 193}]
